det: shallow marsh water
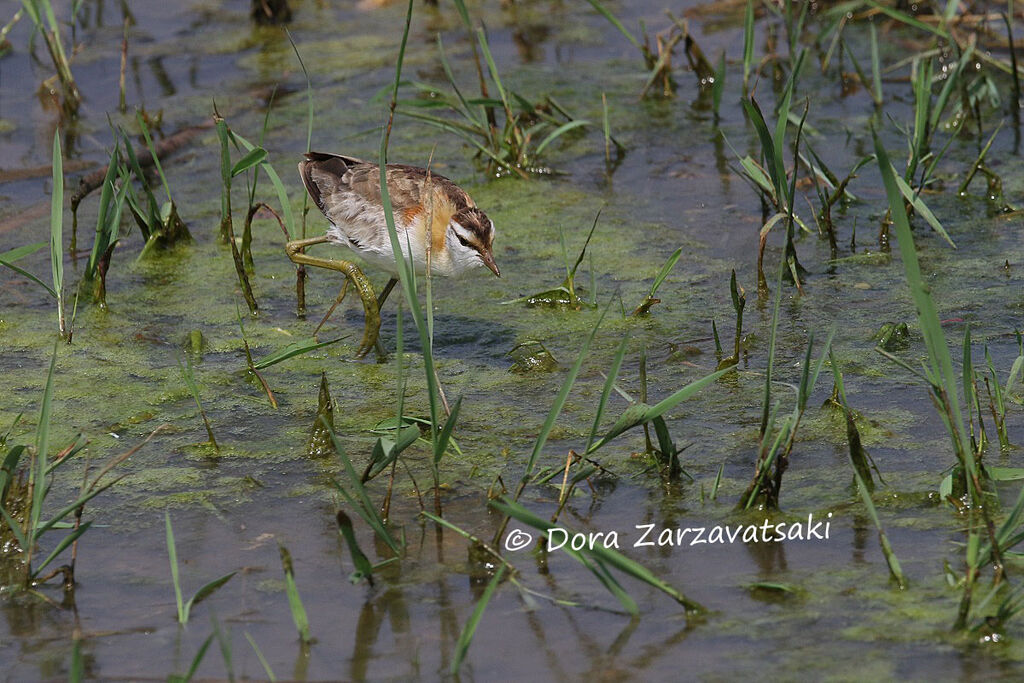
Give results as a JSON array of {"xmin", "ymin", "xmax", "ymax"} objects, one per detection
[{"xmin": 1, "ymin": 0, "xmax": 1024, "ymax": 679}]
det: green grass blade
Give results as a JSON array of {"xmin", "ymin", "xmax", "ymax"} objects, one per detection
[
  {"xmin": 712, "ymin": 50, "xmax": 726, "ymax": 116},
  {"xmin": 433, "ymin": 395, "xmax": 462, "ymax": 466},
  {"xmin": 651, "ymin": 247, "xmax": 683, "ymax": 294},
  {"xmin": 1, "ymin": 241, "xmax": 46, "ymax": 263},
  {"xmin": 230, "ymin": 147, "xmax": 268, "ymax": 177},
  {"xmin": 475, "ymin": 27, "xmax": 511, "ymax": 115},
  {"xmin": 534, "ymin": 119, "xmax": 591, "ymax": 156},
  {"xmin": 50, "ymin": 130, "xmax": 64, "ymax": 334},
  {"xmin": 585, "ymin": 332, "xmax": 631, "ymax": 453},
  {"xmin": 252, "ymin": 336, "xmax": 345, "ymax": 370},
  {"xmin": 866, "ymin": 0, "xmax": 950, "ymax": 39},
  {"xmin": 336, "ymin": 510, "xmax": 374, "ymax": 583},
  {"xmin": 589, "ymin": 367, "xmax": 730, "ymax": 453},
  {"xmin": 521, "ymin": 301, "xmax": 611, "ymax": 483},
  {"xmin": 451, "ymin": 564, "xmax": 506, "ymax": 674},
  {"xmin": 166, "ymin": 512, "xmax": 185, "ymax": 623},
  {"xmin": 181, "ymin": 634, "xmax": 214, "ymax": 682},
  {"xmin": 32, "ymin": 521, "xmax": 91, "ymax": 577},
  {"xmin": 873, "ymin": 131, "xmax": 971, "ymax": 464},
  {"xmin": 869, "ymin": 21, "xmax": 883, "ymax": 106},
  {"xmin": 743, "ymin": 97, "xmax": 783, "ymax": 202},
  {"xmin": 327, "ymin": 424, "xmax": 403, "ymax": 554},
  {"xmin": 584, "ymin": 0, "xmax": 642, "ymax": 50},
  {"xmin": 183, "ymin": 572, "xmax": 237, "ymax": 623},
  {"xmin": 29, "ymin": 340, "xmax": 59, "ymax": 550},
  {"xmin": 853, "ymin": 470, "xmax": 906, "ymax": 587},
  {"xmin": 743, "ymin": 0, "xmax": 754, "ymax": 90},
  {"xmin": 491, "ymin": 498, "xmax": 702, "ymax": 612},
  {"xmin": 0, "ymin": 256, "xmax": 57, "ymax": 298},
  {"xmin": 278, "ymin": 544, "xmax": 312, "ymax": 644},
  {"xmin": 232, "ymin": 133, "xmax": 297, "ymax": 239},
  {"xmin": 135, "ymin": 111, "xmax": 173, "ymax": 203}
]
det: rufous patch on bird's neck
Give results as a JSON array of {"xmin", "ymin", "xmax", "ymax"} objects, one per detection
[{"xmin": 428, "ymin": 186, "xmax": 457, "ymax": 255}]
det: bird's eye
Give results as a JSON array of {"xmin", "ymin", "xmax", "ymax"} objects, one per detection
[{"xmin": 455, "ymin": 233, "xmax": 470, "ymax": 247}]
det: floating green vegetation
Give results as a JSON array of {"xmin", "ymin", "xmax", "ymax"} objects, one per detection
[{"xmin": 3, "ymin": 0, "xmax": 1024, "ymax": 676}]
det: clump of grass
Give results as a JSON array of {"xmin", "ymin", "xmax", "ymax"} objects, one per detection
[
  {"xmin": 738, "ymin": 254, "xmax": 834, "ymax": 510},
  {"xmin": 716, "ymin": 270, "xmax": 746, "ymax": 370},
  {"xmin": 728, "ymin": 54, "xmax": 809, "ymax": 292},
  {"xmin": 1, "ymin": 344, "xmax": 159, "ymax": 590},
  {"xmin": 84, "ymin": 141, "xmax": 129, "ymax": 309},
  {"xmin": 20, "ymin": 0, "xmax": 80, "ymax": 116},
  {"xmin": 164, "ymin": 512, "xmax": 236, "ymax": 624},
  {"xmin": 503, "ymin": 210, "xmax": 601, "ymax": 309},
  {"xmin": 400, "ymin": 23, "xmax": 590, "ymax": 177},
  {"xmin": 120, "ymin": 114, "xmax": 191, "ymax": 258},
  {"xmin": 631, "ymin": 247, "xmax": 682, "ymax": 316},
  {"xmin": 585, "ymin": 0, "xmax": 695, "ymax": 98},
  {"xmin": 214, "ymin": 109, "xmax": 260, "ymax": 315},
  {"xmin": 872, "ymin": 130, "xmax": 1005, "ymax": 630}
]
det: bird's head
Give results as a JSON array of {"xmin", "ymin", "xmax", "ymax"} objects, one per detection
[{"xmin": 447, "ymin": 207, "xmax": 499, "ymax": 277}]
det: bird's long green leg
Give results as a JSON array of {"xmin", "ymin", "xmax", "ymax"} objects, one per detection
[{"xmin": 285, "ymin": 236, "xmax": 380, "ymax": 358}]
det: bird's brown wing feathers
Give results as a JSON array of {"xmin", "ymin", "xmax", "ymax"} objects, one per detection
[{"xmin": 300, "ymin": 152, "xmax": 475, "ymax": 220}]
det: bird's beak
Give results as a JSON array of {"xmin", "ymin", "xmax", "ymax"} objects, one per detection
[{"xmin": 481, "ymin": 250, "xmax": 500, "ymax": 277}]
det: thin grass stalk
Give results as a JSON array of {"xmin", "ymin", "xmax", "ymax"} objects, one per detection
[
  {"xmin": 377, "ymin": 0, "xmax": 450, "ymax": 514},
  {"xmin": 285, "ymin": 28, "xmax": 313, "ymax": 314},
  {"xmin": 177, "ymin": 354, "xmax": 218, "ymax": 451}
]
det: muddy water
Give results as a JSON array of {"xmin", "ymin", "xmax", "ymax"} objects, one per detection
[{"xmin": 2, "ymin": 0, "xmax": 1024, "ymax": 679}]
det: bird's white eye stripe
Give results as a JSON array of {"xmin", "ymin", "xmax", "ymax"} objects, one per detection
[{"xmin": 450, "ymin": 222, "xmax": 473, "ymax": 247}]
